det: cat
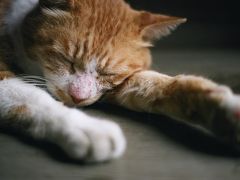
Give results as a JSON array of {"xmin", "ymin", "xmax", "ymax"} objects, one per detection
[{"xmin": 0, "ymin": 0, "xmax": 240, "ymax": 163}]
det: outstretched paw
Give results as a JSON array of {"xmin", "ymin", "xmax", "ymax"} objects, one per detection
[
  {"xmin": 221, "ymin": 95, "xmax": 240, "ymax": 142},
  {"xmin": 55, "ymin": 111, "xmax": 126, "ymax": 163}
]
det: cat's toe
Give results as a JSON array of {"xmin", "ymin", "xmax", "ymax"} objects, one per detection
[
  {"xmin": 98, "ymin": 120, "xmax": 127, "ymax": 160},
  {"xmin": 222, "ymin": 94, "xmax": 240, "ymax": 118},
  {"xmin": 59, "ymin": 118, "xmax": 126, "ymax": 162},
  {"xmin": 220, "ymin": 95, "xmax": 240, "ymax": 142},
  {"xmin": 85, "ymin": 120, "xmax": 126, "ymax": 162}
]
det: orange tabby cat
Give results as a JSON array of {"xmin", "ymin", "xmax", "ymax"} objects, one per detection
[{"xmin": 0, "ymin": 0, "xmax": 240, "ymax": 162}]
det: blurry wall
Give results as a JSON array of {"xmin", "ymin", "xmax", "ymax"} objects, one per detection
[{"xmin": 126, "ymin": 0, "xmax": 240, "ymax": 49}]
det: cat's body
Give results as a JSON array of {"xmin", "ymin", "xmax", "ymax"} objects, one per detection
[{"xmin": 0, "ymin": 0, "xmax": 240, "ymax": 163}]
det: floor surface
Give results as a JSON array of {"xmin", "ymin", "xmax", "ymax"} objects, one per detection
[{"xmin": 1, "ymin": 50, "xmax": 240, "ymax": 180}]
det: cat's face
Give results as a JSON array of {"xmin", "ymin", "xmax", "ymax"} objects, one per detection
[{"xmin": 22, "ymin": 0, "xmax": 185, "ymax": 106}]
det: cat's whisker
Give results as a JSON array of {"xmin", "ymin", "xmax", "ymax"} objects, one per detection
[
  {"xmin": 19, "ymin": 75, "xmax": 49, "ymax": 87},
  {"xmin": 24, "ymin": 82, "xmax": 47, "ymax": 86},
  {"xmin": 20, "ymin": 78, "xmax": 46, "ymax": 83},
  {"xmin": 22, "ymin": 78, "xmax": 46, "ymax": 82},
  {"xmin": 21, "ymin": 78, "xmax": 47, "ymax": 83},
  {"xmin": 21, "ymin": 78, "xmax": 61, "ymax": 92},
  {"xmin": 20, "ymin": 78, "xmax": 49, "ymax": 88},
  {"xmin": 21, "ymin": 80, "xmax": 47, "ymax": 84},
  {"xmin": 25, "ymin": 83, "xmax": 47, "ymax": 86},
  {"xmin": 19, "ymin": 75, "xmax": 49, "ymax": 82}
]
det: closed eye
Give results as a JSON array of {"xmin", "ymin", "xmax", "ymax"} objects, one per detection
[
  {"xmin": 57, "ymin": 53, "xmax": 74, "ymax": 64},
  {"xmin": 47, "ymin": 51, "xmax": 74, "ymax": 65},
  {"xmin": 55, "ymin": 55, "xmax": 75, "ymax": 73}
]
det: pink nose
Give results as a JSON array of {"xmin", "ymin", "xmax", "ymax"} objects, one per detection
[{"xmin": 68, "ymin": 74, "xmax": 96, "ymax": 104}]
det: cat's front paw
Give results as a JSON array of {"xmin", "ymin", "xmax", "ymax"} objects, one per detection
[
  {"xmin": 55, "ymin": 111, "xmax": 126, "ymax": 162},
  {"xmin": 220, "ymin": 95, "xmax": 240, "ymax": 142}
]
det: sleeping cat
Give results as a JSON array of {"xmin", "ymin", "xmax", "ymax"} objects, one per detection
[{"xmin": 0, "ymin": 0, "xmax": 240, "ymax": 163}]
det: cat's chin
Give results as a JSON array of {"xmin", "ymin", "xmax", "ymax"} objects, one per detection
[
  {"xmin": 76, "ymin": 95, "xmax": 103, "ymax": 107},
  {"xmin": 48, "ymin": 87, "xmax": 102, "ymax": 107},
  {"xmin": 62, "ymin": 94, "xmax": 103, "ymax": 107}
]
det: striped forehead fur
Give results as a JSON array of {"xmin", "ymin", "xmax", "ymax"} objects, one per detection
[{"xmin": 18, "ymin": 0, "xmax": 185, "ymax": 105}]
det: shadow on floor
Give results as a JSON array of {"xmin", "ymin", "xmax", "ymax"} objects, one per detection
[
  {"xmin": 1, "ymin": 102, "xmax": 240, "ymax": 165},
  {"xmin": 0, "ymin": 126, "xmax": 93, "ymax": 165},
  {"xmin": 1, "ymin": 51, "xmax": 240, "ymax": 166},
  {"xmin": 90, "ymin": 104, "xmax": 240, "ymax": 157}
]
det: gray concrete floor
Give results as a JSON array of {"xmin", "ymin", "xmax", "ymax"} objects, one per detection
[{"xmin": 1, "ymin": 50, "xmax": 240, "ymax": 180}]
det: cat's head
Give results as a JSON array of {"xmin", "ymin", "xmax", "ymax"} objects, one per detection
[{"xmin": 22, "ymin": 0, "xmax": 186, "ymax": 106}]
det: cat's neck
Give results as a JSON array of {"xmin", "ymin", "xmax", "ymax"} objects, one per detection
[{"xmin": 5, "ymin": 0, "xmax": 43, "ymax": 76}]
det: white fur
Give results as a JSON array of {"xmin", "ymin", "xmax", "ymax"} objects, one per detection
[
  {"xmin": 221, "ymin": 94, "xmax": 240, "ymax": 141},
  {"xmin": 86, "ymin": 58, "xmax": 98, "ymax": 76},
  {"xmin": 202, "ymin": 86, "xmax": 240, "ymax": 142},
  {"xmin": 0, "ymin": 78, "xmax": 126, "ymax": 162}
]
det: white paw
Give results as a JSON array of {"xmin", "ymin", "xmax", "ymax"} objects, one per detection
[
  {"xmin": 54, "ymin": 110, "xmax": 126, "ymax": 162},
  {"xmin": 221, "ymin": 95, "xmax": 240, "ymax": 141},
  {"xmin": 222, "ymin": 95, "xmax": 240, "ymax": 119}
]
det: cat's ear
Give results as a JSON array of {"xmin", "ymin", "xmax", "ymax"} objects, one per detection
[
  {"xmin": 39, "ymin": 0, "xmax": 75, "ymax": 10},
  {"xmin": 136, "ymin": 11, "xmax": 187, "ymax": 42}
]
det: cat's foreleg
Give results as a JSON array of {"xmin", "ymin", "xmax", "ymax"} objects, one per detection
[
  {"xmin": 108, "ymin": 70, "xmax": 240, "ymax": 143},
  {"xmin": 0, "ymin": 75, "xmax": 126, "ymax": 162}
]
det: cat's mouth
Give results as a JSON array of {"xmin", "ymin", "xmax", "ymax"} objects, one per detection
[
  {"xmin": 54, "ymin": 87, "xmax": 102, "ymax": 107},
  {"xmin": 71, "ymin": 94, "xmax": 103, "ymax": 107},
  {"xmin": 44, "ymin": 74, "xmax": 102, "ymax": 107}
]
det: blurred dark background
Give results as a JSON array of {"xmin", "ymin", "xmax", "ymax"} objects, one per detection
[{"xmin": 126, "ymin": 0, "xmax": 240, "ymax": 49}]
